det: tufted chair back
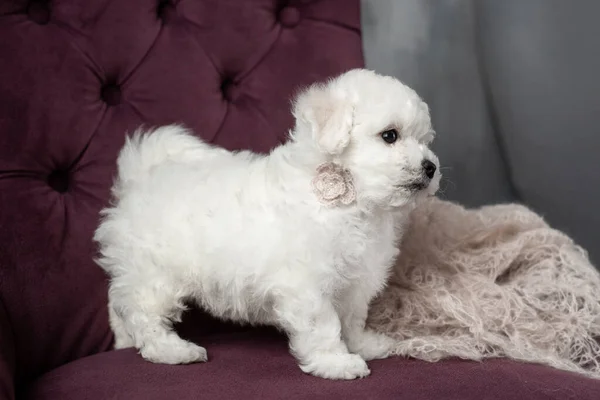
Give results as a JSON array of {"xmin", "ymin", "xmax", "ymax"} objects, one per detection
[{"xmin": 0, "ymin": 0, "xmax": 363, "ymax": 390}]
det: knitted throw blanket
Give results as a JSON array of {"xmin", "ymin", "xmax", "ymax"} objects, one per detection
[{"xmin": 369, "ymin": 198, "xmax": 600, "ymax": 379}]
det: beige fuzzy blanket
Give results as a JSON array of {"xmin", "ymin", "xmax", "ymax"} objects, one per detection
[{"xmin": 368, "ymin": 198, "xmax": 600, "ymax": 379}]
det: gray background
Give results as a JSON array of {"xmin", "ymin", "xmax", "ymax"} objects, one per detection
[{"xmin": 362, "ymin": 0, "xmax": 600, "ymax": 264}]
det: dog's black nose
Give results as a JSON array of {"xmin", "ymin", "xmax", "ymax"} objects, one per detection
[{"xmin": 422, "ymin": 159, "xmax": 436, "ymax": 179}]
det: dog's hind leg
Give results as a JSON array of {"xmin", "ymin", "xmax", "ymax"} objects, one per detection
[
  {"xmin": 108, "ymin": 281, "xmax": 207, "ymax": 364},
  {"xmin": 108, "ymin": 301, "xmax": 135, "ymax": 349}
]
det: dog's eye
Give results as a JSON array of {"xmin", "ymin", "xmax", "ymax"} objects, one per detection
[{"xmin": 380, "ymin": 129, "xmax": 398, "ymax": 144}]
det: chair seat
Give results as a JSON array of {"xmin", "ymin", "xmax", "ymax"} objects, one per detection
[{"xmin": 24, "ymin": 329, "xmax": 600, "ymax": 400}]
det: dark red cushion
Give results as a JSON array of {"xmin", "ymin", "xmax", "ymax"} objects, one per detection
[
  {"xmin": 0, "ymin": 0, "xmax": 363, "ymax": 386},
  {"xmin": 24, "ymin": 329, "xmax": 600, "ymax": 400}
]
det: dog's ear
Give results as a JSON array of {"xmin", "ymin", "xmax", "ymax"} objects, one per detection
[{"xmin": 293, "ymin": 84, "xmax": 354, "ymax": 155}]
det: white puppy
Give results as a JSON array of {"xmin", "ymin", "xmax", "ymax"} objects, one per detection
[{"xmin": 94, "ymin": 69, "xmax": 440, "ymax": 380}]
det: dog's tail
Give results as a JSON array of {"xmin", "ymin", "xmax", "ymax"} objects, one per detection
[{"xmin": 115, "ymin": 124, "xmax": 208, "ymax": 187}]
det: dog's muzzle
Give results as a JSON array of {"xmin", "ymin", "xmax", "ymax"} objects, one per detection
[{"xmin": 400, "ymin": 159, "xmax": 438, "ymax": 192}]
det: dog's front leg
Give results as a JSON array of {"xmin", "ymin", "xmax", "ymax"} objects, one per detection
[
  {"xmin": 338, "ymin": 287, "xmax": 396, "ymax": 361},
  {"xmin": 275, "ymin": 294, "xmax": 370, "ymax": 380}
]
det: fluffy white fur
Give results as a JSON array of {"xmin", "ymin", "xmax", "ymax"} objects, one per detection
[{"xmin": 94, "ymin": 69, "xmax": 440, "ymax": 380}]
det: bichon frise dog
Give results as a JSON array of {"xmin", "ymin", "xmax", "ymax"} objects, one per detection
[{"xmin": 94, "ymin": 69, "xmax": 440, "ymax": 380}]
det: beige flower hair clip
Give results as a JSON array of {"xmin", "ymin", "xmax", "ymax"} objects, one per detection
[{"xmin": 311, "ymin": 162, "xmax": 356, "ymax": 206}]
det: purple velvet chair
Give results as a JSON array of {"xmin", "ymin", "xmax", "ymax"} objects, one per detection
[{"xmin": 1, "ymin": 1, "xmax": 599, "ymax": 398}]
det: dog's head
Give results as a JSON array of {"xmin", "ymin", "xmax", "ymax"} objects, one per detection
[{"xmin": 293, "ymin": 69, "xmax": 440, "ymax": 209}]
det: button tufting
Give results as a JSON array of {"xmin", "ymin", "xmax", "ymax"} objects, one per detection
[
  {"xmin": 47, "ymin": 170, "xmax": 69, "ymax": 193},
  {"xmin": 101, "ymin": 84, "xmax": 122, "ymax": 106},
  {"xmin": 278, "ymin": 6, "xmax": 301, "ymax": 28},
  {"xmin": 157, "ymin": 0, "xmax": 175, "ymax": 22},
  {"xmin": 27, "ymin": 0, "xmax": 51, "ymax": 25},
  {"xmin": 221, "ymin": 79, "xmax": 239, "ymax": 102}
]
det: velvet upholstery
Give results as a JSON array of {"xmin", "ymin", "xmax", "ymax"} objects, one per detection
[
  {"xmin": 23, "ymin": 328, "xmax": 600, "ymax": 400},
  {"xmin": 0, "ymin": 0, "xmax": 361, "ymax": 393},
  {"xmin": 0, "ymin": 0, "xmax": 598, "ymax": 398}
]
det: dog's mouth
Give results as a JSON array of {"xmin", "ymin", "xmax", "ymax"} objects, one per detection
[{"xmin": 398, "ymin": 180, "xmax": 428, "ymax": 192}]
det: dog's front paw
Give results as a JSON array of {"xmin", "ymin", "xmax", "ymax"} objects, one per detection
[
  {"xmin": 140, "ymin": 336, "xmax": 208, "ymax": 365},
  {"xmin": 300, "ymin": 353, "xmax": 370, "ymax": 380},
  {"xmin": 347, "ymin": 329, "xmax": 396, "ymax": 361}
]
